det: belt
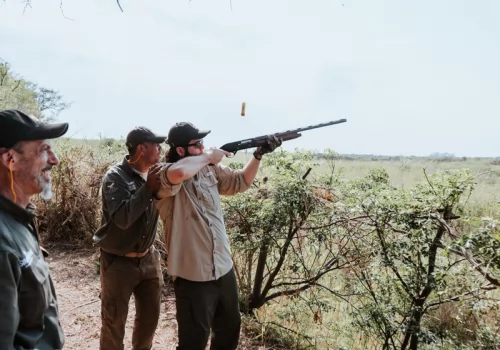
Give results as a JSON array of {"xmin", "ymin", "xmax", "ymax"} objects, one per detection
[
  {"xmin": 101, "ymin": 246, "xmax": 152, "ymax": 258},
  {"xmin": 124, "ymin": 247, "xmax": 152, "ymax": 258}
]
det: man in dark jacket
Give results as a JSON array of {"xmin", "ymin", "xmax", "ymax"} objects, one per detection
[
  {"xmin": 0, "ymin": 109, "xmax": 68, "ymax": 349},
  {"xmin": 93, "ymin": 127, "xmax": 166, "ymax": 350}
]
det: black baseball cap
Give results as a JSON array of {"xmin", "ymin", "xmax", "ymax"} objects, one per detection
[
  {"xmin": 166, "ymin": 122, "xmax": 211, "ymax": 147},
  {"xmin": 0, "ymin": 110, "xmax": 69, "ymax": 149},
  {"xmin": 125, "ymin": 127, "xmax": 167, "ymax": 153}
]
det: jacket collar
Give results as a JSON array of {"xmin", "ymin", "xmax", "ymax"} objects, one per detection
[
  {"xmin": 122, "ymin": 156, "xmax": 147, "ymax": 181},
  {"xmin": 122, "ymin": 156, "xmax": 136, "ymax": 177},
  {"xmin": 0, "ymin": 194, "xmax": 36, "ymax": 225}
]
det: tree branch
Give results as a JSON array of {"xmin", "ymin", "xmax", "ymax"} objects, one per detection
[
  {"xmin": 270, "ymin": 259, "xmax": 339, "ymax": 290},
  {"xmin": 419, "ymin": 225, "xmax": 445, "ymax": 300},
  {"xmin": 252, "ymin": 237, "xmax": 270, "ymax": 303},
  {"xmin": 431, "ymin": 214, "xmax": 459, "ymax": 239},
  {"xmin": 261, "ymin": 214, "xmax": 307, "ymax": 298},
  {"xmin": 0, "ymin": 67, "xmax": 8, "ymax": 86},
  {"xmin": 316, "ymin": 283, "xmax": 359, "ymax": 304},
  {"xmin": 425, "ymin": 286, "xmax": 494, "ymax": 312},
  {"xmin": 301, "ymin": 215, "xmax": 369, "ymax": 230},
  {"xmin": 264, "ymin": 283, "xmax": 314, "ymax": 302},
  {"xmin": 11, "ymin": 80, "xmax": 21, "ymax": 92},
  {"xmin": 60, "ymin": 0, "xmax": 73, "ymax": 20},
  {"xmin": 375, "ymin": 225, "xmax": 414, "ymax": 298},
  {"xmin": 258, "ymin": 320, "xmax": 315, "ymax": 343},
  {"xmin": 423, "ymin": 167, "xmax": 438, "ymax": 195},
  {"xmin": 449, "ymin": 246, "xmax": 500, "ymax": 287}
]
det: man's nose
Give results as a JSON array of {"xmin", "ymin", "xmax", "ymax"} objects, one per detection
[{"xmin": 48, "ymin": 150, "xmax": 60, "ymax": 166}]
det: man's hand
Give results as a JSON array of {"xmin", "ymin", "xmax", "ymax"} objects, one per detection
[
  {"xmin": 146, "ymin": 163, "xmax": 163, "ymax": 193},
  {"xmin": 206, "ymin": 148, "xmax": 231, "ymax": 165},
  {"xmin": 253, "ymin": 135, "xmax": 282, "ymax": 160}
]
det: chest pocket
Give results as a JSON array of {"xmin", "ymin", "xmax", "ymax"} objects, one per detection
[
  {"xmin": 128, "ymin": 180, "xmax": 153, "ymax": 225},
  {"xmin": 199, "ymin": 172, "xmax": 219, "ymax": 208},
  {"xmin": 19, "ymin": 253, "xmax": 51, "ymax": 327}
]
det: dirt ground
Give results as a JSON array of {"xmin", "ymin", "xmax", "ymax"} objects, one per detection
[{"xmin": 46, "ymin": 247, "xmax": 266, "ymax": 350}]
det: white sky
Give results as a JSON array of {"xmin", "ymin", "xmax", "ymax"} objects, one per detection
[{"xmin": 1, "ymin": 0, "xmax": 499, "ymax": 157}]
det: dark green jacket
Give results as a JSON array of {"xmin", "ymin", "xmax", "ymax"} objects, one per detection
[
  {"xmin": 0, "ymin": 195, "xmax": 64, "ymax": 350},
  {"xmin": 92, "ymin": 157, "xmax": 159, "ymax": 255}
]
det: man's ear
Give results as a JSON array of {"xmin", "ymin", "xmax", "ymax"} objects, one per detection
[
  {"xmin": 0, "ymin": 151, "xmax": 16, "ymax": 170},
  {"xmin": 175, "ymin": 146, "xmax": 185, "ymax": 157},
  {"xmin": 135, "ymin": 145, "xmax": 142, "ymax": 155}
]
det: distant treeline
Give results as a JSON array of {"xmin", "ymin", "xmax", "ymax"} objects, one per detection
[{"xmin": 314, "ymin": 152, "xmax": 500, "ymax": 163}]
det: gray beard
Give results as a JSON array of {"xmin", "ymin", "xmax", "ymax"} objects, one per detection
[{"xmin": 40, "ymin": 181, "xmax": 53, "ymax": 201}]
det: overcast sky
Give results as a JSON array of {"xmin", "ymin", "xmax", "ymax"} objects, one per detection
[{"xmin": 1, "ymin": 0, "xmax": 499, "ymax": 156}]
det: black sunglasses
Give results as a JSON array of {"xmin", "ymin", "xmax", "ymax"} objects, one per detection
[{"xmin": 184, "ymin": 140, "xmax": 203, "ymax": 149}]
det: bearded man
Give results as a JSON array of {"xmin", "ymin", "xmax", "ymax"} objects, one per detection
[{"xmin": 155, "ymin": 122, "xmax": 282, "ymax": 350}]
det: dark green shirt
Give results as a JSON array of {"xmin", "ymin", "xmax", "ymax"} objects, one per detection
[
  {"xmin": 93, "ymin": 157, "xmax": 159, "ymax": 255},
  {"xmin": 0, "ymin": 195, "xmax": 64, "ymax": 350}
]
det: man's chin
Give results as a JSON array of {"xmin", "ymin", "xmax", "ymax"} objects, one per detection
[{"xmin": 40, "ymin": 183, "xmax": 53, "ymax": 201}]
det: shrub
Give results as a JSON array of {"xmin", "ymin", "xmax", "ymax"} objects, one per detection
[{"xmin": 35, "ymin": 141, "xmax": 114, "ymax": 245}]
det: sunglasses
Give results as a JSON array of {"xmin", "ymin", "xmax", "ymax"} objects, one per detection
[{"xmin": 185, "ymin": 140, "xmax": 204, "ymax": 149}]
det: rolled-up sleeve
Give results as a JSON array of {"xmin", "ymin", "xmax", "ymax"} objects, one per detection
[
  {"xmin": 214, "ymin": 163, "xmax": 251, "ymax": 195},
  {"xmin": 156, "ymin": 163, "xmax": 183, "ymax": 199}
]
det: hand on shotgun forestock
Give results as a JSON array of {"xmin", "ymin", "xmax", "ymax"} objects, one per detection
[{"xmin": 253, "ymin": 135, "xmax": 282, "ymax": 160}]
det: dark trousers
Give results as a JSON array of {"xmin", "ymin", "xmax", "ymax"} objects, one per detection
[
  {"xmin": 99, "ymin": 248, "xmax": 164, "ymax": 350},
  {"xmin": 174, "ymin": 268, "xmax": 241, "ymax": 350}
]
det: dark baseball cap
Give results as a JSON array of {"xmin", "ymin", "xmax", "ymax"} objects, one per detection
[
  {"xmin": 125, "ymin": 127, "xmax": 167, "ymax": 152},
  {"xmin": 0, "ymin": 109, "xmax": 69, "ymax": 149},
  {"xmin": 166, "ymin": 122, "xmax": 211, "ymax": 147}
]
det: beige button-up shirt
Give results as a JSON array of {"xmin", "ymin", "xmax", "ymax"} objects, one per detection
[{"xmin": 155, "ymin": 163, "xmax": 250, "ymax": 282}]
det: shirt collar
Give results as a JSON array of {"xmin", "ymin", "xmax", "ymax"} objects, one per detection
[{"xmin": 0, "ymin": 194, "xmax": 36, "ymax": 225}]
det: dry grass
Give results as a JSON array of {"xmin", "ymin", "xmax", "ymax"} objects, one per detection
[{"xmin": 36, "ymin": 142, "xmax": 113, "ymax": 245}]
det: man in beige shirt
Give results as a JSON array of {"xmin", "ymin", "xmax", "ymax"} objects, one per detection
[{"xmin": 155, "ymin": 122, "xmax": 281, "ymax": 350}]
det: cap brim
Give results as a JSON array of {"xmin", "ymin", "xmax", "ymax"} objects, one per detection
[
  {"xmin": 146, "ymin": 136, "xmax": 168, "ymax": 144},
  {"xmin": 28, "ymin": 123, "xmax": 69, "ymax": 141},
  {"xmin": 196, "ymin": 130, "xmax": 211, "ymax": 139}
]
